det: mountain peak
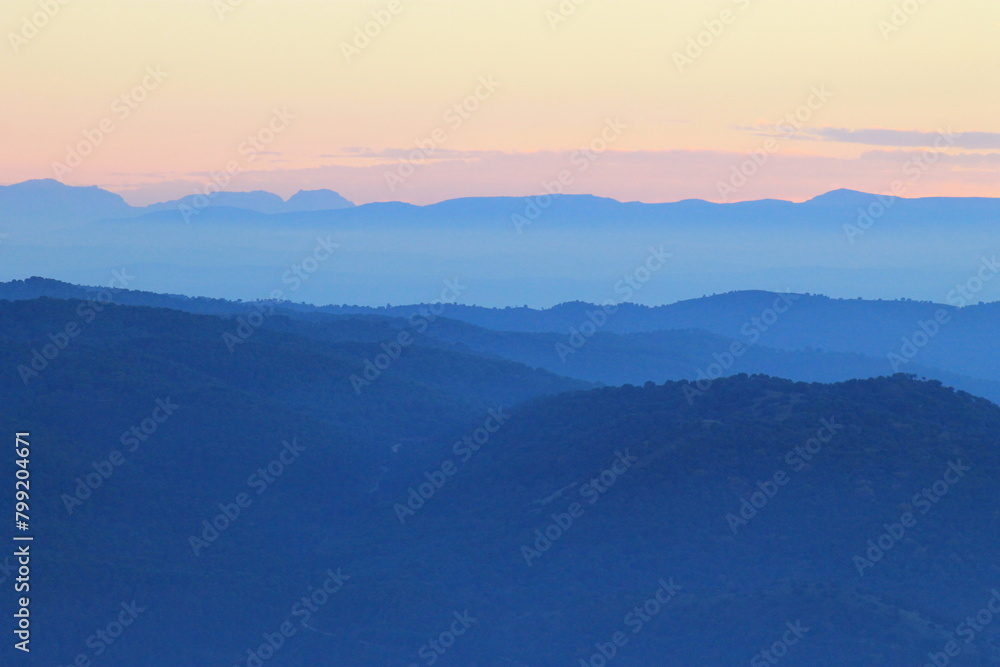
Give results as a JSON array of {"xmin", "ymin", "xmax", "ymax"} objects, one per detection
[
  {"xmin": 17, "ymin": 178, "xmax": 63, "ymax": 187},
  {"xmin": 0, "ymin": 179, "xmax": 132, "ymax": 223},
  {"xmin": 285, "ymin": 189, "xmax": 354, "ymax": 211},
  {"xmin": 8, "ymin": 178, "xmax": 101, "ymax": 192},
  {"xmin": 804, "ymin": 188, "xmax": 889, "ymax": 206}
]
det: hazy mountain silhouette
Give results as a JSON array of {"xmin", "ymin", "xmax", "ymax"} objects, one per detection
[
  {"xmin": 284, "ymin": 189, "xmax": 355, "ymax": 211},
  {"xmin": 324, "ymin": 292, "xmax": 1000, "ymax": 388},
  {"xmin": 143, "ymin": 190, "xmax": 290, "ymax": 214},
  {"xmin": 0, "ymin": 178, "xmax": 134, "ymax": 225},
  {"xmin": 3, "ymin": 278, "xmax": 999, "ymax": 405},
  {"xmin": 0, "ymin": 297, "xmax": 586, "ymax": 443},
  {"xmin": 3, "ymin": 180, "xmax": 999, "ymax": 306},
  {"xmin": 0, "ymin": 180, "xmax": 355, "ymax": 225},
  {"xmin": 4, "ymin": 179, "xmax": 999, "ymax": 228},
  {"xmin": 144, "ymin": 188, "xmax": 354, "ymax": 215}
]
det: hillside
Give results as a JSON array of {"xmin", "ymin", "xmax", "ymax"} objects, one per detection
[
  {"xmin": 4, "ymin": 371, "xmax": 999, "ymax": 664},
  {"xmin": 349, "ymin": 375, "xmax": 1000, "ymax": 665},
  {"xmin": 325, "ymin": 292, "xmax": 1000, "ymax": 389},
  {"xmin": 3, "ymin": 280, "xmax": 1000, "ymax": 405}
]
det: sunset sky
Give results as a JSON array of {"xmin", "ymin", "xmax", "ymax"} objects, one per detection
[{"xmin": 2, "ymin": 0, "xmax": 998, "ymax": 205}]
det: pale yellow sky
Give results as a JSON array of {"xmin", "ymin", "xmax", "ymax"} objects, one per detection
[{"xmin": 2, "ymin": 0, "xmax": 998, "ymax": 204}]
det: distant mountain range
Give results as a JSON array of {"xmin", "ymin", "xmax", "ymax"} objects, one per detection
[
  {"xmin": 0, "ymin": 179, "xmax": 354, "ymax": 224},
  {"xmin": 3, "ymin": 178, "xmax": 1000, "ymax": 228},
  {"xmin": 143, "ymin": 188, "xmax": 354, "ymax": 215},
  {"xmin": 2, "ymin": 179, "xmax": 998, "ymax": 307}
]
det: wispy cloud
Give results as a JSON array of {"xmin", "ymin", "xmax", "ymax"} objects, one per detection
[
  {"xmin": 749, "ymin": 126, "xmax": 1000, "ymax": 150},
  {"xmin": 320, "ymin": 148, "xmax": 506, "ymax": 161}
]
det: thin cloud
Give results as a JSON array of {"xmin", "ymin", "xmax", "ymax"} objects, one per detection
[
  {"xmin": 750, "ymin": 126, "xmax": 1000, "ymax": 150},
  {"xmin": 320, "ymin": 148, "xmax": 506, "ymax": 161}
]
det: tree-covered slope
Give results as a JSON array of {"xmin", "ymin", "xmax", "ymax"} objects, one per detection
[{"xmin": 4, "ymin": 365, "xmax": 999, "ymax": 664}]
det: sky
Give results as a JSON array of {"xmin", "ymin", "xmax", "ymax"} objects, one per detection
[{"xmin": 2, "ymin": 0, "xmax": 999, "ymax": 206}]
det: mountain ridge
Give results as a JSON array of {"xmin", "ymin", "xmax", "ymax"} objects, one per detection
[
  {"xmin": 4, "ymin": 278, "xmax": 1000, "ymax": 405},
  {"xmin": 7, "ymin": 178, "xmax": 1000, "ymax": 222}
]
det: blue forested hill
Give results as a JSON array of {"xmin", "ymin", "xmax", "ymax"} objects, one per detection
[
  {"xmin": 3, "ymin": 278, "xmax": 1000, "ymax": 404},
  {"xmin": 2, "ymin": 346, "xmax": 999, "ymax": 663}
]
